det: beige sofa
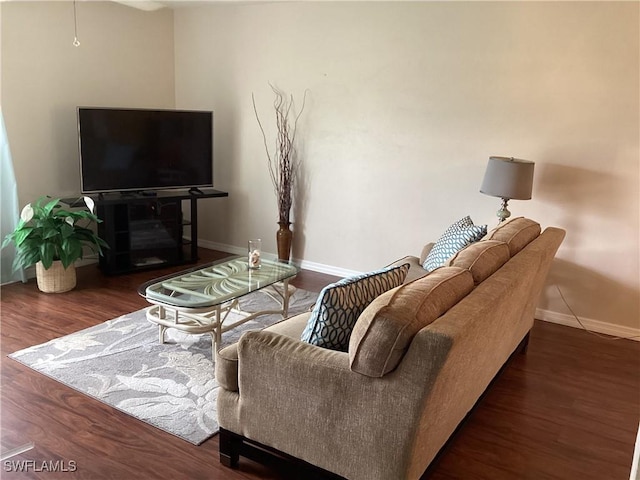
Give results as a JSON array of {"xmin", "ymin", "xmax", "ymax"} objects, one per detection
[{"xmin": 215, "ymin": 218, "xmax": 565, "ymax": 479}]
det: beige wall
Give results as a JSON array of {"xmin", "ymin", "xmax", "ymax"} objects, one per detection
[
  {"xmin": 2, "ymin": 1, "xmax": 638, "ymax": 335},
  {"xmin": 174, "ymin": 2, "xmax": 639, "ymax": 334},
  {"xmin": 1, "ymin": 1, "xmax": 175, "ymax": 203}
]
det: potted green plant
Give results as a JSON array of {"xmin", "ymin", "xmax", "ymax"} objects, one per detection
[{"xmin": 2, "ymin": 196, "xmax": 108, "ymax": 293}]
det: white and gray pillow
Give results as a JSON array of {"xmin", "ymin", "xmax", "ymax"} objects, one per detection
[{"xmin": 423, "ymin": 216, "xmax": 487, "ymax": 272}]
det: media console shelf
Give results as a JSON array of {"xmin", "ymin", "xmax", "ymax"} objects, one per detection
[{"xmin": 71, "ymin": 190, "xmax": 228, "ymax": 275}]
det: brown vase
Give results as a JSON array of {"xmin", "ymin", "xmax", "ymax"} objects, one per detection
[{"xmin": 276, "ymin": 222, "xmax": 293, "ymax": 262}]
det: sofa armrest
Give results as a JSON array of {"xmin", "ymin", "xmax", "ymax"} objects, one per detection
[
  {"xmin": 387, "ymin": 255, "xmax": 430, "ymax": 283},
  {"xmin": 420, "ymin": 242, "xmax": 435, "ymax": 265},
  {"xmin": 216, "ymin": 344, "xmax": 239, "ymax": 392},
  {"xmin": 216, "ymin": 324, "xmax": 343, "ymax": 393},
  {"xmin": 237, "ymin": 329, "xmax": 350, "ymax": 391},
  {"xmin": 225, "ymin": 328, "xmax": 452, "ymax": 480},
  {"xmin": 215, "ymin": 312, "xmax": 311, "ymax": 392}
]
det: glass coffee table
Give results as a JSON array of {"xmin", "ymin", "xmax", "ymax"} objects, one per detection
[{"xmin": 138, "ymin": 256, "xmax": 299, "ymax": 359}]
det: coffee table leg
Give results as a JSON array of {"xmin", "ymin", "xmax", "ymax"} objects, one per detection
[
  {"xmin": 156, "ymin": 306, "xmax": 168, "ymax": 344},
  {"xmin": 213, "ymin": 305, "xmax": 222, "ymax": 357},
  {"xmin": 282, "ymin": 278, "xmax": 291, "ymax": 317},
  {"xmin": 210, "ymin": 333, "xmax": 217, "ymax": 361}
]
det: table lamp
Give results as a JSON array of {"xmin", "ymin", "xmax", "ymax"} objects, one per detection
[{"xmin": 480, "ymin": 156, "xmax": 534, "ymax": 223}]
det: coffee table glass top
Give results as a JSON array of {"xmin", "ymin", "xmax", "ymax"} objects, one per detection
[{"xmin": 138, "ymin": 256, "xmax": 299, "ymax": 308}]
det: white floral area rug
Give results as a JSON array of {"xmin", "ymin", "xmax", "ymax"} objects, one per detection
[{"xmin": 9, "ymin": 287, "xmax": 317, "ymax": 445}]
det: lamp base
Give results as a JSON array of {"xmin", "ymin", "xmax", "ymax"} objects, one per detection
[{"xmin": 496, "ymin": 198, "xmax": 511, "ymax": 223}]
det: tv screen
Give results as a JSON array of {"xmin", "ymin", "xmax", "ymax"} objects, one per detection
[{"xmin": 78, "ymin": 107, "xmax": 213, "ymax": 193}]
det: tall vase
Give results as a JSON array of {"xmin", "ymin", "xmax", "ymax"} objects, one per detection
[{"xmin": 276, "ymin": 222, "xmax": 292, "ymax": 262}]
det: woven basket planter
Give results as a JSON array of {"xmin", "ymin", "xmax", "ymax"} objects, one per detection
[{"xmin": 36, "ymin": 261, "xmax": 77, "ymax": 293}]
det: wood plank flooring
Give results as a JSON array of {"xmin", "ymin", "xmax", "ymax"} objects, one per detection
[{"xmin": 1, "ymin": 249, "xmax": 638, "ymax": 479}]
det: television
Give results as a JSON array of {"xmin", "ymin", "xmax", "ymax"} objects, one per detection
[{"xmin": 77, "ymin": 107, "xmax": 213, "ymax": 194}]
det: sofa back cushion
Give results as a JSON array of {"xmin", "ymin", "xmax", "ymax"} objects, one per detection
[
  {"xmin": 301, "ymin": 263, "xmax": 410, "ymax": 351},
  {"xmin": 349, "ymin": 267, "xmax": 474, "ymax": 377},
  {"xmin": 445, "ymin": 240, "xmax": 510, "ymax": 285},
  {"xmin": 485, "ymin": 217, "xmax": 541, "ymax": 256}
]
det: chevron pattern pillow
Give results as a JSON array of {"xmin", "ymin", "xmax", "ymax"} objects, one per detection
[
  {"xmin": 423, "ymin": 216, "xmax": 487, "ymax": 272},
  {"xmin": 301, "ymin": 263, "xmax": 410, "ymax": 351}
]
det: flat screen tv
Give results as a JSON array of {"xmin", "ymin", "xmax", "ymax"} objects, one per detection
[{"xmin": 78, "ymin": 107, "xmax": 213, "ymax": 194}]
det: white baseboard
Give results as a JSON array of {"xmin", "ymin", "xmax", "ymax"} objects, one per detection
[
  {"xmin": 536, "ymin": 308, "xmax": 640, "ymax": 342},
  {"xmin": 199, "ymin": 242, "xmax": 640, "ymax": 341},
  {"xmin": 12, "ymin": 257, "xmax": 98, "ymax": 283},
  {"xmin": 297, "ymin": 258, "xmax": 361, "ymax": 278},
  {"xmin": 17, "ymin": 241, "xmax": 635, "ymax": 341},
  {"xmin": 197, "ymin": 240, "xmax": 361, "ymax": 279}
]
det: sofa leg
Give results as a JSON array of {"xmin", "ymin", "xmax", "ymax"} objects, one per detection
[
  {"xmin": 519, "ymin": 332, "xmax": 530, "ymax": 355},
  {"xmin": 219, "ymin": 428, "xmax": 240, "ymax": 468}
]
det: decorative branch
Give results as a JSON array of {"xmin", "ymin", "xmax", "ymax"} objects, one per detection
[{"xmin": 252, "ymin": 84, "xmax": 307, "ymax": 225}]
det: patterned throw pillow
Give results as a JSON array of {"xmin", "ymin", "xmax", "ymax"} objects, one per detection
[
  {"xmin": 423, "ymin": 216, "xmax": 487, "ymax": 272},
  {"xmin": 300, "ymin": 263, "xmax": 410, "ymax": 351}
]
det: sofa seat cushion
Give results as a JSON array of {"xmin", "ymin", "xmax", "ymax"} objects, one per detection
[
  {"xmin": 485, "ymin": 217, "xmax": 541, "ymax": 256},
  {"xmin": 265, "ymin": 311, "xmax": 312, "ymax": 338},
  {"xmin": 215, "ymin": 312, "xmax": 312, "ymax": 392},
  {"xmin": 301, "ymin": 264, "xmax": 410, "ymax": 351},
  {"xmin": 349, "ymin": 267, "xmax": 474, "ymax": 377},
  {"xmin": 445, "ymin": 240, "xmax": 510, "ymax": 285},
  {"xmin": 423, "ymin": 216, "xmax": 487, "ymax": 272}
]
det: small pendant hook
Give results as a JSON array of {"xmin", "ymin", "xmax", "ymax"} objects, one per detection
[{"xmin": 72, "ymin": 1, "xmax": 80, "ymax": 47}]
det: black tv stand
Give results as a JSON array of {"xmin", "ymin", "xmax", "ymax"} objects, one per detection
[
  {"xmin": 116, "ymin": 191, "xmax": 158, "ymax": 197},
  {"xmin": 88, "ymin": 189, "xmax": 229, "ymax": 275},
  {"xmin": 189, "ymin": 187, "xmax": 205, "ymax": 195}
]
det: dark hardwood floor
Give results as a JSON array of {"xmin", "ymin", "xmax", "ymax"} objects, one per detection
[{"xmin": 1, "ymin": 249, "xmax": 638, "ymax": 479}]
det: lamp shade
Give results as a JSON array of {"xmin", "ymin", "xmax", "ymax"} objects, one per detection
[{"xmin": 480, "ymin": 156, "xmax": 534, "ymax": 200}]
